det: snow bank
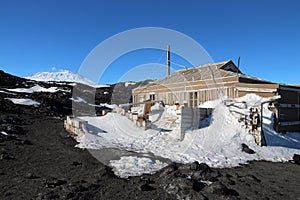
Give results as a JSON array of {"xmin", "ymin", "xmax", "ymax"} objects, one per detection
[
  {"xmin": 199, "ymin": 99, "xmax": 221, "ymax": 108},
  {"xmin": 237, "ymin": 93, "xmax": 263, "ymax": 107},
  {"xmin": 5, "ymin": 98, "xmax": 40, "ymax": 106},
  {"xmin": 6, "ymin": 85, "xmax": 58, "ymax": 93},
  {"xmin": 76, "ymin": 94, "xmax": 300, "ymax": 178}
]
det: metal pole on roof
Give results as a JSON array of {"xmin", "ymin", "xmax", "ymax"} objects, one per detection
[
  {"xmin": 237, "ymin": 56, "xmax": 240, "ymax": 78},
  {"xmin": 167, "ymin": 45, "xmax": 170, "ymax": 77}
]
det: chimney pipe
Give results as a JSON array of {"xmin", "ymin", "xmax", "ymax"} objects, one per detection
[{"xmin": 167, "ymin": 45, "xmax": 170, "ymax": 76}]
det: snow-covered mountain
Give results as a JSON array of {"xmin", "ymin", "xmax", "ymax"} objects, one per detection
[{"xmin": 24, "ymin": 70, "xmax": 109, "ymax": 87}]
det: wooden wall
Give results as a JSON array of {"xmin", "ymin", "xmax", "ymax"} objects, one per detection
[
  {"xmin": 133, "ymin": 82, "xmax": 279, "ymax": 107},
  {"xmin": 275, "ymin": 85, "xmax": 300, "ymax": 133}
]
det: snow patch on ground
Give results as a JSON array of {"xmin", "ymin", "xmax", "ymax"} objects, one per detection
[
  {"xmin": 99, "ymin": 103, "xmax": 117, "ymax": 109},
  {"xmin": 125, "ymin": 82, "xmax": 136, "ymax": 87},
  {"xmin": 6, "ymin": 85, "xmax": 59, "ymax": 93},
  {"xmin": 5, "ymin": 98, "xmax": 40, "ymax": 106},
  {"xmin": 0, "ymin": 90, "xmax": 17, "ymax": 95},
  {"xmin": 109, "ymin": 156, "xmax": 168, "ymax": 178},
  {"xmin": 69, "ymin": 97, "xmax": 87, "ymax": 103},
  {"xmin": 75, "ymin": 94, "xmax": 300, "ymax": 178}
]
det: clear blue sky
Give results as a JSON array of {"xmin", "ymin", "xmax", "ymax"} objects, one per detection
[{"xmin": 0, "ymin": 0, "xmax": 299, "ymax": 84}]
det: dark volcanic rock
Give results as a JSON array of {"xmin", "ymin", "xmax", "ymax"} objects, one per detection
[
  {"xmin": 293, "ymin": 154, "xmax": 300, "ymax": 164},
  {"xmin": 15, "ymin": 139, "xmax": 33, "ymax": 145},
  {"xmin": 25, "ymin": 172, "xmax": 39, "ymax": 179},
  {"xmin": 203, "ymin": 182, "xmax": 239, "ymax": 196},
  {"xmin": 36, "ymin": 190, "xmax": 60, "ymax": 200},
  {"xmin": 0, "ymin": 70, "xmax": 30, "ymax": 88},
  {"xmin": 43, "ymin": 177, "xmax": 67, "ymax": 188},
  {"xmin": 0, "ymin": 134, "xmax": 17, "ymax": 142},
  {"xmin": 72, "ymin": 161, "xmax": 82, "ymax": 166},
  {"xmin": 242, "ymin": 143, "xmax": 255, "ymax": 154},
  {"xmin": 0, "ymin": 151, "xmax": 13, "ymax": 160},
  {"xmin": 0, "ymin": 124, "xmax": 26, "ymax": 135},
  {"xmin": 140, "ymin": 183, "xmax": 156, "ymax": 191},
  {"xmin": 159, "ymin": 163, "xmax": 178, "ymax": 176},
  {"xmin": 192, "ymin": 180, "xmax": 206, "ymax": 192}
]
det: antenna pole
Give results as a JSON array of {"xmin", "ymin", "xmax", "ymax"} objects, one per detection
[
  {"xmin": 237, "ymin": 56, "xmax": 240, "ymax": 78},
  {"xmin": 167, "ymin": 45, "xmax": 170, "ymax": 76}
]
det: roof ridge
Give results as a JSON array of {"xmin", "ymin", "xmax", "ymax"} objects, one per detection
[{"xmin": 176, "ymin": 60, "xmax": 232, "ymax": 72}]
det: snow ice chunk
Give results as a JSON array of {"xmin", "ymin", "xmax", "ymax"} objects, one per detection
[{"xmin": 1, "ymin": 131, "xmax": 8, "ymax": 136}]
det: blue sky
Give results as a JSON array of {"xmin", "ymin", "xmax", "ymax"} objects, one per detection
[{"xmin": 0, "ymin": 0, "xmax": 299, "ymax": 84}]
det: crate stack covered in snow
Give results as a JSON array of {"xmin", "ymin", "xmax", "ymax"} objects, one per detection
[
  {"xmin": 113, "ymin": 103, "xmax": 152, "ymax": 130},
  {"xmin": 64, "ymin": 116, "xmax": 87, "ymax": 136},
  {"xmin": 224, "ymin": 99, "xmax": 262, "ymax": 145}
]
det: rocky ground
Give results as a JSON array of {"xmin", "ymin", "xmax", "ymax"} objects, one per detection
[{"xmin": 0, "ymin": 70, "xmax": 299, "ymax": 199}]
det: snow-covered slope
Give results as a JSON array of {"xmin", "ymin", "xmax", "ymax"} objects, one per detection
[{"xmin": 24, "ymin": 70, "xmax": 108, "ymax": 87}]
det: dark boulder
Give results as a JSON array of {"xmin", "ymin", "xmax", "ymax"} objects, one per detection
[
  {"xmin": 204, "ymin": 182, "xmax": 239, "ymax": 196},
  {"xmin": 0, "ymin": 124, "xmax": 26, "ymax": 135},
  {"xmin": 192, "ymin": 180, "xmax": 206, "ymax": 192},
  {"xmin": 242, "ymin": 143, "xmax": 255, "ymax": 154},
  {"xmin": 43, "ymin": 177, "xmax": 67, "ymax": 188},
  {"xmin": 0, "ymin": 151, "xmax": 13, "ymax": 160},
  {"xmin": 140, "ymin": 183, "xmax": 156, "ymax": 191},
  {"xmin": 292, "ymin": 154, "xmax": 300, "ymax": 164}
]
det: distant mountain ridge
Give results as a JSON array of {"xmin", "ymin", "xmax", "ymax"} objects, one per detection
[{"xmin": 24, "ymin": 70, "xmax": 108, "ymax": 87}]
